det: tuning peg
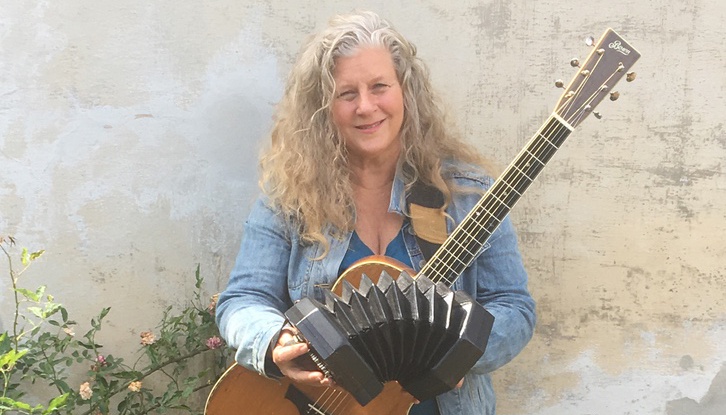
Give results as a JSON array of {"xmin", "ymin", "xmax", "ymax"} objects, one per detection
[
  {"xmin": 610, "ymin": 91, "xmax": 620, "ymax": 101},
  {"xmin": 555, "ymin": 79, "xmax": 565, "ymax": 88},
  {"xmin": 570, "ymin": 58, "xmax": 580, "ymax": 67},
  {"xmin": 626, "ymin": 71, "xmax": 637, "ymax": 82},
  {"xmin": 585, "ymin": 35, "xmax": 595, "ymax": 46},
  {"xmin": 593, "ymin": 112, "xmax": 602, "ymax": 119}
]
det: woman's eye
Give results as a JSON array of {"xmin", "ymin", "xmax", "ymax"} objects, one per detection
[
  {"xmin": 372, "ymin": 83, "xmax": 389, "ymax": 92},
  {"xmin": 337, "ymin": 91, "xmax": 356, "ymax": 101}
]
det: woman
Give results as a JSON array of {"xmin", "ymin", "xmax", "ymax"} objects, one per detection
[{"xmin": 216, "ymin": 10, "xmax": 536, "ymax": 415}]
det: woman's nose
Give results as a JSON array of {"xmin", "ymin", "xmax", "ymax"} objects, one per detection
[{"xmin": 356, "ymin": 91, "xmax": 376, "ymax": 115}]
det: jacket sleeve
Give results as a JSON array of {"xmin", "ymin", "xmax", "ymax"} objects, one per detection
[
  {"xmin": 469, "ymin": 214, "xmax": 536, "ymax": 374},
  {"xmin": 215, "ymin": 197, "xmax": 293, "ymax": 376}
]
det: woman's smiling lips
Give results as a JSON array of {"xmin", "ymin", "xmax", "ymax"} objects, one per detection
[{"xmin": 355, "ymin": 119, "xmax": 385, "ymax": 132}]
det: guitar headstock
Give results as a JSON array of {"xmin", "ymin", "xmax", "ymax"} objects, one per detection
[{"xmin": 554, "ymin": 29, "xmax": 640, "ymax": 128}]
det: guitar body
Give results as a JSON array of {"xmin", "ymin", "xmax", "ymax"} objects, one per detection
[
  {"xmin": 205, "ymin": 258, "xmax": 418, "ymax": 415},
  {"xmin": 204, "ymin": 365, "xmax": 416, "ymax": 415}
]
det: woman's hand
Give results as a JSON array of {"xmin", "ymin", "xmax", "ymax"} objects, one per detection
[{"xmin": 272, "ymin": 327, "xmax": 333, "ymax": 387}]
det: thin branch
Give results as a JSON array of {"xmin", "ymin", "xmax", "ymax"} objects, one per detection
[
  {"xmin": 78, "ymin": 347, "xmax": 213, "ymax": 415},
  {"xmin": 135, "ymin": 382, "xmax": 212, "ymax": 415}
]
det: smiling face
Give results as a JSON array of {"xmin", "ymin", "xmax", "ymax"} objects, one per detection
[{"xmin": 331, "ymin": 47, "xmax": 405, "ymax": 165}]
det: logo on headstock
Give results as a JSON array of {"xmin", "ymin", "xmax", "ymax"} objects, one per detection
[{"xmin": 608, "ymin": 40, "xmax": 631, "ymax": 56}]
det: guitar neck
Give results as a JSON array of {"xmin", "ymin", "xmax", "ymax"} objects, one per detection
[{"xmin": 420, "ymin": 114, "xmax": 574, "ymax": 286}]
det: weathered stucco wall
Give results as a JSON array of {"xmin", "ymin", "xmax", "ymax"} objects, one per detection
[{"xmin": 1, "ymin": 1, "xmax": 724, "ymax": 414}]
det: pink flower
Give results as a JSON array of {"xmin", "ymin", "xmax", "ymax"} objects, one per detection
[
  {"xmin": 91, "ymin": 355, "xmax": 108, "ymax": 372},
  {"xmin": 79, "ymin": 382, "xmax": 93, "ymax": 400},
  {"xmin": 128, "ymin": 381, "xmax": 142, "ymax": 392},
  {"xmin": 205, "ymin": 336, "xmax": 223, "ymax": 350},
  {"xmin": 140, "ymin": 331, "xmax": 156, "ymax": 346}
]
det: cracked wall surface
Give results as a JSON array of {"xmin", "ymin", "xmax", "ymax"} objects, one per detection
[{"xmin": 1, "ymin": 1, "xmax": 723, "ymax": 414}]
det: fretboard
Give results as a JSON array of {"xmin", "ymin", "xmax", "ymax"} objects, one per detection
[{"xmin": 420, "ymin": 114, "xmax": 574, "ymax": 286}]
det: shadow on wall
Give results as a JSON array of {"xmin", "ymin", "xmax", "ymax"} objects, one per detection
[{"xmin": 667, "ymin": 363, "xmax": 726, "ymax": 415}]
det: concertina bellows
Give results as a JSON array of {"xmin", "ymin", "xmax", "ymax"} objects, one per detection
[{"xmin": 284, "ymin": 269, "xmax": 495, "ymax": 406}]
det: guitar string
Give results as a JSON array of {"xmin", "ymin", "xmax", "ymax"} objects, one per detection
[
  {"xmin": 422, "ymin": 61, "xmax": 617, "ymax": 286},
  {"xmin": 425, "ymin": 49, "xmax": 619, "ymax": 284},
  {"xmin": 556, "ymin": 46, "xmax": 607, "ymax": 126},
  {"xmin": 308, "ymin": 386, "xmax": 350, "ymax": 415},
  {"xmin": 422, "ymin": 118, "xmax": 569, "ymax": 286},
  {"xmin": 426, "ymin": 114, "xmax": 582, "ymax": 285},
  {"xmin": 422, "ymin": 120, "xmax": 563, "ymax": 284},
  {"xmin": 422, "ymin": 124, "xmax": 554, "ymax": 285},
  {"xmin": 563, "ymin": 64, "xmax": 623, "ymax": 129},
  {"xmin": 328, "ymin": 389, "xmax": 356, "ymax": 414},
  {"xmin": 428, "ymin": 78, "xmax": 612, "ymax": 287},
  {"xmin": 557, "ymin": 51, "xmax": 627, "ymax": 129}
]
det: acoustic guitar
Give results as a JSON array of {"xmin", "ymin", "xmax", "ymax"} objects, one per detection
[{"xmin": 205, "ymin": 28, "xmax": 640, "ymax": 415}]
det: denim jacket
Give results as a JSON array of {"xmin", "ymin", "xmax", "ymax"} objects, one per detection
[{"xmin": 216, "ymin": 163, "xmax": 536, "ymax": 415}]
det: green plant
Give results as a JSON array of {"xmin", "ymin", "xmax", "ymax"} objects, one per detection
[{"xmin": 1, "ymin": 235, "xmax": 232, "ymax": 414}]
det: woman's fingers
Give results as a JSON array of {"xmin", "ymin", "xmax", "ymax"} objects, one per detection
[
  {"xmin": 273, "ymin": 341, "xmax": 309, "ymax": 362},
  {"xmin": 273, "ymin": 330, "xmax": 331, "ymax": 386}
]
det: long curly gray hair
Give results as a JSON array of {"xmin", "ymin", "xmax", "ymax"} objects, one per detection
[{"xmin": 259, "ymin": 10, "xmax": 490, "ymax": 254}]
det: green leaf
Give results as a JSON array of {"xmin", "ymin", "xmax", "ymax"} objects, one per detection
[
  {"xmin": 99, "ymin": 307, "xmax": 111, "ymax": 320},
  {"xmin": 195, "ymin": 264, "xmax": 202, "ymax": 289},
  {"xmin": 56, "ymin": 379, "xmax": 70, "ymax": 393},
  {"xmin": 43, "ymin": 393, "xmax": 69, "ymax": 414},
  {"xmin": 0, "ymin": 396, "xmax": 34, "ymax": 411},
  {"xmin": 15, "ymin": 287, "xmax": 41, "ymax": 302},
  {"xmin": 0, "ymin": 349, "xmax": 29, "ymax": 368},
  {"xmin": 43, "ymin": 303, "xmax": 62, "ymax": 318},
  {"xmin": 28, "ymin": 306, "xmax": 44, "ymax": 319}
]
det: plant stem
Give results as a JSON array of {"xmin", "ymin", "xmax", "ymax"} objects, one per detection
[
  {"xmin": 1, "ymin": 243, "xmax": 21, "ymax": 351},
  {"xmin": 135, "ymin": 382, "xmax": 212, "ymax": 415},
  {"xmin": 39, "ymin": 343, "xmax": 65, "ymax": 395},
  {"xmin": 78, "ymin": 347, "xmax": 212, "ymax": 415}
]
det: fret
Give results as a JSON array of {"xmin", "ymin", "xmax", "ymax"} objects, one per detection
[
  {"xmin": 508, "ymin": 163, "xmax": 535, "ymax": 183},
  {"xmin": 537, "ymin": 132, "xmax": 560, "ymax": 150},
  {"xmin": 459, "ymin": 220, "xmax": 494, "ymax": 247},
  {"xmin": 438, "ymin": 238, "xmax": 472, "ymax": 261},
  {"xmin": 420, "ymin": 115, "xmax": 573, "ymax": 285},
  {"xmin": 514, "ymin": 152, "xmax": 545, "ymax": 179},
  {"xmin": 523, "ymin": 149, "xmax": 546, "ymax": 167},
  {"xmin": 530, "ymin": 137, "xmax": 559, "ymax": 164},
  {"xmin": 500, "ymin": 169, "xmax": 531, "ymax": 195},
  {"xmin": 426, "ymin": 256, "xmax": 457, "ymax": 281},
  {"xmin": 444, "ymin": 237, "xmax": 478, "ymax": 259},
  {"xmin": 491, "ymin": 181, "xmax": 521, "ymax": 208},
  {"xmin": 480, "ymin": 194, "xmax": 511, "ymax": 220},
  {"xmin": 452, "ymin": 225, "xmax": 480, "ymax": 247},
  {"xmin": 487, "ymin": 189, "xmax": 513, "ymax": 211}
]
